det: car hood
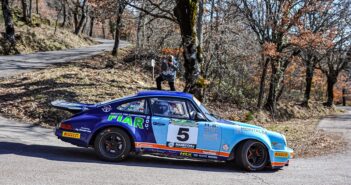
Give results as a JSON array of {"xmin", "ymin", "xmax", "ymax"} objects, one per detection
[
  {"xmin": 217, "ymin": 119, "xmax": 286, "ymax": 146},
  {"xmin": 217, "ymin": 119, "xmax": 266, "ymax": 131}
]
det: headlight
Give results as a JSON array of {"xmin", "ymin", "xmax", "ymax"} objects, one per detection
[{"xmin": 271, "ymin": 142, "xmax": 285, "ymax": 150}]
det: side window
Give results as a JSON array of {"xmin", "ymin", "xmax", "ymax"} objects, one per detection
[
  {"xmin": 150, "ymin": 98, "xmax": 190, "ymax": 119},
  {"xmin": 187, "ymin": 101, "xmax": 197, "ymax": 120},
  {"xmin": 117, "ymin": 99, "xmax": 147, "ymax": 114}
]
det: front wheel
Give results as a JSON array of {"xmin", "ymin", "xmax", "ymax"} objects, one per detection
[
  {"xmin": 235, "ymin": 140, "xmax": 268, "ymax": 171},
  {"xmin": 94, "ymin": 128, "xmax": 131, "ymax": 162}
]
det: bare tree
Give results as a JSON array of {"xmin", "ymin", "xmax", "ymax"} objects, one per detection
[
  {"xmin": 235, "ymin": 0, "xmax": 315, "ymax": 113},
  {"xmin": 295, "ymin": 1, "xmax": 346, "ymax": 107},
  {"xmin": 127, "ymin": 0, "xmax": 204, "ymax": 97},
  {"xmin": 112, "ymin": 0, "xmax": 127, "ymax": 56},
  {"xmin": 21, "ymin": 0, "xmax": 29, "ymax": 23},
  {"xmin": 74, "ymin": 0, "xmax": 88, "ymax": 34},
  {"xmin": 1, "ymin": 0, "xmax": 15, "ymax": 44},
  {"xmin": 36, "ymin": 0, "xmax": 39, "ymax": 14}
]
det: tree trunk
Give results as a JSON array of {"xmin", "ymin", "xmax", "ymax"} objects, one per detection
[
  {"xmin": 264, "ymin": 61, "xmax": 284, "ymax": 114},
  {"xmin": 136, "ymin": 0, "xmax": 144, "ymax": 50},
  {"xmin": 109, "ymin": 19, "xmax": 115, "ymax": 39},
  {"xmin": 35, "ymin": 0, "xmax": 39, "ymax": 14},
  {"xmin": 29, "ymin": 0, "xmax": 32, "ymax": 21},
  {"xmin": 21, "ymin": 0, "xmax": 29, "ymax": 23},
  {"xmin": 136, "ymin": 11, "xmax": 142, "ymax": 49},
  {"xmin": 74, "ymin": 0, "xmax": 87, "ymax": 35},
  {"xmin": 81, "ymin": 16, "xmax": 88, "ymax": 34},
  {"xmin": 102, "ymin": 20, "xmax": 106, "ymax": 39},
  {"xmin": 342, "ymin": 88, "xmax": 346, "ymax": 106},
  {"xmin": 89, "ymin": 16, "xmax": 94, "ymax": 37},
  {"xmin": 257, "ymin": 57, "xmax": 269, "ymax": 109},
  {"xmin": 73, "ymin": 4, "xmax": 79, "ymax": 30},
  {"xmin": 301, "ymin": 61, "xmax": 314, "ymax": 107},
  {"xmin": 196, "ymin": 0, "xmax": 204, "ymax": 53},
  {"xmin": 1, "ymin": 0, "xmax": 16, "ymax": 44},
  {"xmin": 325, "ymin": 75, "xmax": 337, "ymax": 107},
  {"xmin": 112, "ymin": 1, "xmax": 126, "ymax": 56},
  {"xmin": 54, "ymin": 6, "xmax": 62, "ymax": 35},
  {"xmin": 174, "ymin": 0, "xmax": 203, "ymax": 98},
  {"xmin": 61, "ymin": 1, "xmax": 66, "ymax": 27}
]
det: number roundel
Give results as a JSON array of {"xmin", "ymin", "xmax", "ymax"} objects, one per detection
[
  {"xmin": 177, "ymin": 128, "xmax": 190, "ymax": 141},
  {"xmin": 167, "ymin": 124, "xmax": 198, "ymax": 148}
]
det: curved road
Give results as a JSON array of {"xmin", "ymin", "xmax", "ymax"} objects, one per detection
[
  {"xmin": 0, "ymin": 43, "xmax": 350, "ymax": 185},
  {"xmin": 0, "ymin": 39, "xmax": 128, "ymax": 77}
]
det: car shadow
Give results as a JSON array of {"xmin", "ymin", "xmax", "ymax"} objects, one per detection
[{"xmin": 0, "ymin": 141, "xmax": 277, "ymax": 173}]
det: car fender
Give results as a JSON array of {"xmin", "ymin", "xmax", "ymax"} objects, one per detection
[
  {"xmin": 220, "ymin": 124, "xmax": 273, "ymax": 160},
  {"xmin": 88, "ymin": 121, "xmax": 136, "ymax": 146}
]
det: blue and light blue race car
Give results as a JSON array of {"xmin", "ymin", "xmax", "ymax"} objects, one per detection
[{"xmin": 53, "ymin": 91, "xmax": 294, "ymax": 171}]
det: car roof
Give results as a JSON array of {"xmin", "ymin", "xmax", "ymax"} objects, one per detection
[{"xmin": 136, "ymin": 90, "xmax": 193, "ymax": 99}]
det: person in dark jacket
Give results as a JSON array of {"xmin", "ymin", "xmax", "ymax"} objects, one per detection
[{"xmin": 156, "ymin": 55, "xmax": 179, "ymax": 91}]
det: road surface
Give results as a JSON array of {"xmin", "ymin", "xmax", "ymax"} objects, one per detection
[
  {"xmin": 0, "ymin": 42, "xmax": 350, "ymax": 185},
  {"xmin": 0, "ymin": 108, "xmax": 350, "ymax": 185},
  {"xmin": 0, "ymin": 39, "xmax": 128, "ymax": 77}
]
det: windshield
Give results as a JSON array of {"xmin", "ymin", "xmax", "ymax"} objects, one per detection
[{"xmin": 193, "ymin": 97, "xmax": 217, "ymax": 121}]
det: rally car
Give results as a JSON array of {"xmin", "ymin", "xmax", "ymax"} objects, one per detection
[{"xmin": 53, "ymin": 90, "xmax": 293, "ymax": 171}]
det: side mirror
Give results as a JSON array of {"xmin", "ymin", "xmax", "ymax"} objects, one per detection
[{"xmin": 195, "ymin": 112, "xmax": 206, "ymax": 121}]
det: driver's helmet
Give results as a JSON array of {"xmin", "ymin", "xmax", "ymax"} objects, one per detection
[{"xmin": 153, "ymin": 101, "xmax": 170, "ymax": 115}]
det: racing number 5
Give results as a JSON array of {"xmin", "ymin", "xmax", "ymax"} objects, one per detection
[{"xmin": 177, "ymin": 128, "xmax": 189, "ymax": 141}]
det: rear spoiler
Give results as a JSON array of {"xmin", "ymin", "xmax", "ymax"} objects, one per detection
[{"xmin": 51, "ymin": 100, "xmax": 97, "ymax": 114}]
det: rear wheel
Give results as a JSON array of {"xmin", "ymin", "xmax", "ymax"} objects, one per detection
[
  {"xmin": 235, "ymin": 140, "xmax": 268, "ymax": 171},
  {"xmin": 94, "ymin": 128, "xmax": 131, "ymax": 162}
]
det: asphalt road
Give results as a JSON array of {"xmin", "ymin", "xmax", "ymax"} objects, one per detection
[
  {"xmin": 0, "ymin": 41, "xmax": 350, "ymax": 185},
  {"xmin": 0, "ymin": 108, "xmax": 350, "ymax": 185},
  {"xmin": 0, "ymin": 39, "xmax": 128, "ymax": 77}
]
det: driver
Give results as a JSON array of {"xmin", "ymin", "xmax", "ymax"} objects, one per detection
[{"xmin": 153, "ymin": 101, "xmax": 170, "ymax": 116}]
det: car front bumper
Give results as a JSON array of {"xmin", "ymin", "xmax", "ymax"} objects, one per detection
[{"xmin": 270, "ymin": 147, "xmax": 294, "ymax": 168}]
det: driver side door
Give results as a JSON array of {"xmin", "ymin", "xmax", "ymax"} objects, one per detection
[{"xmin": 150, "ymin": 97, "xmax": 199, "ymax": 149}]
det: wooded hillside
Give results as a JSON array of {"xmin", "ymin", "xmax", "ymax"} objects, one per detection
[{"xmin": 1, "ymin": 0, "xmax": 351, "ymax": 114}]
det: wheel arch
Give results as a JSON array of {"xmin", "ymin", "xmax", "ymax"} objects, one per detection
[
  {"xmin": 228, "ymin": 138, "xmax": 271, "ymax": 161},
  {"xmin": 89, "ymin": 125, "xmax": 136, "ymax": 151}
]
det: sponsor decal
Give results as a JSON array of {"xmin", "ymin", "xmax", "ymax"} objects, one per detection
[
  {"xmin": 204, "ymin": 123, "xmax": 217, "ymax": 128},
  {"xmin": 274, "ymin": 152, "xmax": 289, "ymax": 158},
  {"xmin": 102, "ymin": 105, "xmax": 112, "ymax": 112},
  {"xmin": 145, "ymin": 119, "xmax": 150, "ymax": 129},
  {"xmin": 108, "ymin": 113, "xmax": 145, "ymax": 129},
  {"xmin": 204, "ymin": 124, "xmax": 219, "ymax": 140},
  {"xmin": 167, "ymin": 142, "xmax": 175, "ymax": 147},
  {"xmin": 241, "ymin": 127, "xmax": 267, "ymax": 134},
  {"xmin": 75, "ymin": 127, "xmax": 91, "ymax": 133},
  {"xmin": 62, "ymin": 131, "xmax": 81, "ymax": 139},
  {"xmin": 170, "ymin": 119, "xmax": 198, "ymax": 127},
  {"xmin": 207, "ymin": 155, "xmax": 218, "ymax": 159},
  {"xmin": 167, "ymin": 142, "xmax": 196, "ymax": 149},
  {"xmin": 202, "ymin": 151, "xmax": 217, "ymax": 155},
  {"xmin": 135, "ymin": 142, "xmax": 231, "ymax": 157},
  {"xmin": 222, "ymin": 144, "xmax": 229, "ymax": 151},
  {"xmin": 180, "ymin": 152, "xmax": 192, "ymax": 157},
  {"xmin": 198, "ymin": 154, "xmax": 208, "ymax": 158}
]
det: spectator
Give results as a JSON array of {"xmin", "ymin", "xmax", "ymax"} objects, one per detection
[{"xmin": 156, "ymin": 55, "xmax": 179, "ymax": 91}]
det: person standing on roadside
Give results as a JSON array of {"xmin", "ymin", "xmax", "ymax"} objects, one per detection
[{"xmin": 156, "ymin": 55, "xmax": 179, "ymax": 91}]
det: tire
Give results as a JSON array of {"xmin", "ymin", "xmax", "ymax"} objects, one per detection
[
  {"xmin": 94, "ymin": 128, "xmax": 131, "ymax": 162},
  {"xmin": 235, "ymin": 140, "xmax": 268, "ymax": 171}
]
